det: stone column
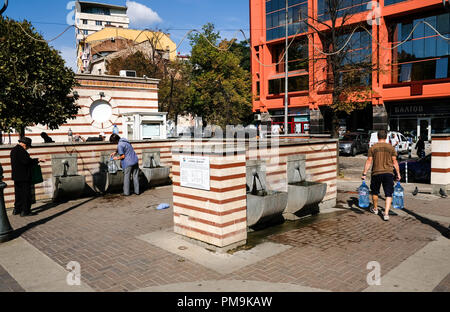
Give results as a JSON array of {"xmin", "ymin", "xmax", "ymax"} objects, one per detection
[
  {"xmin": 431, "ymin": 134, "xmax": 450, "ymax": 195},
  {"xmin": 310, "ymin": 109, "xmax": 324, "ymax": 134},
  {"xmin": 172, "ymin": 145, "xmax": 247, "ymax": 252},
  {"xmin": 373, "ymin": 105, "xmax": 388, "ymax": 130}
]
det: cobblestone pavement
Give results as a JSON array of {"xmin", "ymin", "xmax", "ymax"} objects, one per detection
[{"xmin": 2, "ymin": 185, "xmax": 448, "ymax": 292}]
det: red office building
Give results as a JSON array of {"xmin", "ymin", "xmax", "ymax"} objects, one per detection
[{"xmin": 250, "ymin": 0, "xmax": 450, "ymax": 140}]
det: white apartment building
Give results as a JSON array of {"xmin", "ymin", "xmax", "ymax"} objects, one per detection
[{"xmin": 75, "ymin": 1, "xmax": 130, "ymax": 41}]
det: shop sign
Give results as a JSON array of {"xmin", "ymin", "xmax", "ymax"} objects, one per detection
[
  {"xmin": 294, "ymin": 117, "xmax": 310, "ymax": 122},
  {"xmin": 393, "ymin": 105, "xmax": 424, "ymax": 114}
]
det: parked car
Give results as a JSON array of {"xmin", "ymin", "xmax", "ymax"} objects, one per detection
[
  {"xmin": 399, "ymin": 154, "xmax": 431, "ymax": 183},
  {"xmin": 339, "ymin": 132, "xmax": 369, "ymax": 156},
  {"xmin": 369, "ymin": 131, "xmax": 410, "ymax": 154}
]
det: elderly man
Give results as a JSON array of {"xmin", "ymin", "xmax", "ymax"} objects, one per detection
[
  {"xmin": 362, "ymin": 130, "xmax": 401, "ymax": 221},
  {"xmin": 10, "ymin": 137, "xmax": 45, "ymax": 217}
]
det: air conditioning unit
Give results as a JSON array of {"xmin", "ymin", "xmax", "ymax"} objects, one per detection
[{"xmin": 119, "ymin": 70, "xmax": 137, "ymax": 77}]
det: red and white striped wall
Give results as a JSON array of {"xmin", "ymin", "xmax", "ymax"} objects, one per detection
[
  {"xmin": 172, "ymin": 148, "xmax": 248, "ymax": 249},
  {"xmin": 431, "ymin": 135, "xmax": 450, "ymax": 187},
  {"xmin": 4, "ymin": 74, "xmax": 159, "ymax": 144},
  {"xmin": 0, "ymin": 140, "xmax": 174, "ymax": 208}
]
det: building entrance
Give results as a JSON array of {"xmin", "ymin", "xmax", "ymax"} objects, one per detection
[{"xmin": 418, "ymin": 118, "xmax": 431, "ymax": 141}]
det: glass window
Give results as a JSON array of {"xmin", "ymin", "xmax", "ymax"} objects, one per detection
[
  {"xmin": 399, "ymin": 63, "xmax": 412, "ymax": 82},
  {"xmin": 142, "ymin": 124, "xmax": 160, "ymax": 138},
  {"xmin": 413, "ymin": 19, "xmax": 425, "ymax": 40},
  {"xmin": 385, "ymin": 0, "xmax": 408, "ymax": 5},
  {"xmin": 436, "ymin": 58, "xmax": 449, "ymax": 79},
  {"xmin": 436, "ymin": 37, "xmax": 449, "ymax": 57},
  {"xmin": 437, "ymin": 13, "xmax": 450, "ymax": 35},
  {"xmin": 424, "ymin": 37, "xmax": 436, "ymax": 58},
  {"xmin": 412, "ymin": 38, "xmax": 424, "ymax": 59},
  {"xmin": 401, "ymin": 23, "xmax": 413, "ymax": 42},
  {"xmin": 424, "ymin": 16, "xmax": 436, "ymax": 37}
]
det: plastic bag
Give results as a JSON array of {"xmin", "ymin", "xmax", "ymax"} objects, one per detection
[
  {"xmin": 108, "ymin": 157, "xmax": 118, "ymax": 174},
  {"xmin": 31, "ymin": 164, "xmax": 44, "ymax": 185}
]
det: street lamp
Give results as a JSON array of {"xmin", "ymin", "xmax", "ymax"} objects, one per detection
[
  {"xmin": 0, "ymin": 0, "xmax": 8, "ymax": 15},
  {"xmin": 0, "ymin": 163, "xmax": 14, "ymax": 243}
]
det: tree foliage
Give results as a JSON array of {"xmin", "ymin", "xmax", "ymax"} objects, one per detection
[
  {"xmin": 188, "ymin": 23, "xmax": 252, "ymax": 128},
  {"xmin": 300, "ymin": 0, "xmax": 377, "ymax": 136},
  {"xmin": 158, "ymin": 59, "xmax": 193, "ymax": 121},
  {"xmin": 105, "ymin": 24, "xmax": 253, "ymax": 129},
  {"xmin": 0, "ymin": 17, "xmax": 78, "ymax": 135},
  {"xmin": 107, "ymin": 50, "xmax": 162, "ymax": 79}
]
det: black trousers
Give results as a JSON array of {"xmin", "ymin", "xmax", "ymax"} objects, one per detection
[{"xmin": 14, "ymin": 181, "xmax": 32, "ymax": 214}]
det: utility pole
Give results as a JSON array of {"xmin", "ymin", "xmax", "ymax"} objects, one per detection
[
  {"xmin": 284, "ymin": 0, "xmax": 289, "ymax": 135},
  {"xmin": 0, "ymin": 0, "xmax": 8, "ymax": 15}
]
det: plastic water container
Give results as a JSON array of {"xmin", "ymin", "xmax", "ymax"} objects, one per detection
[
  {"xmin": 108, "ymin": 157, "xmax": 118, "ymax": 174},
  {"xmin": 358, "ymin": 181, "xmax": 370, "ymax": 208},
  {"xmin": 113, "ymin": 125, "xmax": 119, "ymax": 135},
  {"xmin": 393, "ymin": 182, "xmax": 404, "ymax": 209}
]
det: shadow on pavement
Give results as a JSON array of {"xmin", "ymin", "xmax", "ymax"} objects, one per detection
[
  {"xmin": 402, "ymin": 208, "xmax": 450, "ymax": 238},
  {"xmin": 11, "ymin": 198, "xmax": 96, "ymax": 239},
  {"xmin": 346, "ymin": 197, "xmax": 366, "ymax": 214}
]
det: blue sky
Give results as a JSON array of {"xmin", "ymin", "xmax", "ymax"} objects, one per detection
[{"xmin": 3, "ymin": 0, "xmax": 250, "ymax": 70}]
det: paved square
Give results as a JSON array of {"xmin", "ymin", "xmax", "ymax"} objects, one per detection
[{"xmin": 1, "ymin": 185, "xmax": 448, "ymax": 292}]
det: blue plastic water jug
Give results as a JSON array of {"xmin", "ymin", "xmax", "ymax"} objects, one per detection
[
  {"xmin": 393, "ymin": 182, "xmax": 404, "ymax": 209},
  {"xmin": 113, "ymin": 125, "xmax": 119, "ymax": 135},
  {"xmin": 358, "ymin": 181, "xmax": 370, "ymax": 208}
]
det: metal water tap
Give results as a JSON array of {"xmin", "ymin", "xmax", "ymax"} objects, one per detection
[{"xmin": 62, "ymin": 160, "xmax": 69, "ymax": 177}]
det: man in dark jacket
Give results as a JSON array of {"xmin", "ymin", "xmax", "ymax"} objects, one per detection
[{"xmin": 10, "ymin": 137, "xmax": 43, "ymax": 217}]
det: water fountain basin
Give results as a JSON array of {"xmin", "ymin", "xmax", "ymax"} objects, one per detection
[
  {"xmin": 53, "ymin": 175, "xmax": 86, "ymax": 202},
  {"xmin": 247, "ymin": 190, "xmax": 288, "ymax": 228},
  {"xmin": 286, "ymin": 181, "xmax": 327, "ymax": 215}
]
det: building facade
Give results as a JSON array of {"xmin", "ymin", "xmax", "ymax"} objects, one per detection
[
  {"xmin": 77, "ymin": 27, "xmax": 177, "ymax": 73},
  {"xmin": 2, "ymin": 74, "xmax": 167, "ymax": 144},
  {"xmin": 75, "ymin": 0, "xmax": 130, "ymax": 41},
  {"xmin": 250, "ymin": 0, "xmax": 450, "ymax": 140}
]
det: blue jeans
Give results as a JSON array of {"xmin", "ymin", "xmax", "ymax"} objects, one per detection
[{"xmin": 123, "ymin": 164, "xmax": 140, "ymax": 196}]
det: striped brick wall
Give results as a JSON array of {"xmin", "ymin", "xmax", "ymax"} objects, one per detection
[
  {"xmin": 431, "ymin": 135, "xmax": 450, "ymax": 186},
  {"xmin": 4, "ymin": 74, "xmax": 159, "ymax": 144},
  {"xmin": 0, "ymin": 140, "xmax": 175, "ymax": 209},
  {"xmin": 246, "ymin": 140, "xmax": 338, "ymax": 203},
  {"xmin": 172, "ymin": 147, "xmax": 248, "ymax": 249}
]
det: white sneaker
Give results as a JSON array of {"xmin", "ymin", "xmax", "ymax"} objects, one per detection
[
  {"xmin": 383, "ymin": 214, "xmax": 390, "ymax": 221},
  {"xmin": 370, "ymin": 206, "xmax": 378, "ymax": 215}
]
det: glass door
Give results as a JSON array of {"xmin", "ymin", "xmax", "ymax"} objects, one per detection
[{"xmin": 417, "ymin": 118, "xmax": 431, "ymax": 141}]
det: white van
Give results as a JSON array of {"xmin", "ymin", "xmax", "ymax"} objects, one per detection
[{"xmin": 369, "ymin": 131, "xmax": 410, "ymax": 154}]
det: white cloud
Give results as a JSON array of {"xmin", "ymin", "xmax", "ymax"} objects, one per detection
[{"xmin": 126, "ymin": 1, "xmax": 162, "ymax": 27}]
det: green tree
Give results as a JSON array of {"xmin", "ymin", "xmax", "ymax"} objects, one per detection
[
  {"xmin": 158, "ymin": 59, "xmax": 193, "ymax": 123},
  {"xmin": 106, "ymin": 50, "xmax": 162, "ymax": 79},
  {"xmin": 188, "ymin": 24, "xmax": 252, "ymax": 128},
  {"xmin": 230, "ymin": 40, "xmax": 251, "ymax": 72},
  {"xmin": 0, "ymin": 17, "xmax": 78, "ymax": 137},
  {"xmin": 300, "ymin": 0, "xmax": 377, "ymax": 137},
  {"xmin": 106, "ymin": 50, "xmax": 192, "ymax": 123}
]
